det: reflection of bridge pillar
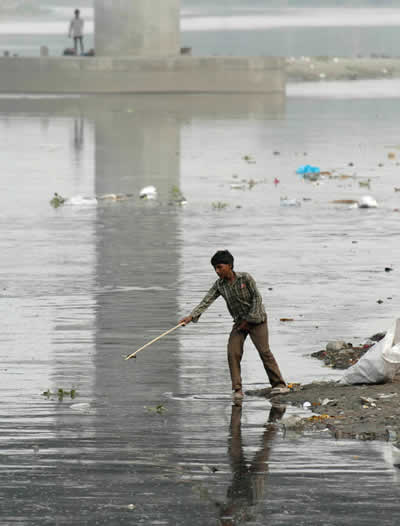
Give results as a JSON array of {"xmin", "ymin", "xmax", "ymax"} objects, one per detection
[
  {"xmin": 94, "ymin": 98, "xmax": 180, "ymax": 201},
  {"xmin": 93, "ymin": 96, "xmax": 181, "ymax": 398},
  {"xmin": 95, "ymin": 0, "xmax": 180, "ymax": 57}
]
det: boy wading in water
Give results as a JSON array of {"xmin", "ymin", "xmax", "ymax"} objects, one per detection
[{"xmin": 180, "ymin": 250, "xmax": 289, "ymax": 401}]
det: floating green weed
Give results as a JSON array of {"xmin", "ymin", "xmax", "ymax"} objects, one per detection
[
  {"xmin": 212, "ymin": 201, "xmax": 228, "ymax": 210},
  {"xmin": 169, "ymin": 185, "xmax": 187, "ymax": 205},
  {"xmin": 145, "ymin": 404, "xmax": 167, "ymax": 415},
  {"xmin": 50, "ymin": 192, "xmax": 66, "ymax": 208},
  {"xmin": 42, "ymin": 388, "xmax": 77, "ymax": 401}
]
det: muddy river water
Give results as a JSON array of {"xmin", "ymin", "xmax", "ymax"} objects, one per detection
[{"xmin": 1, "ymin": 86, "xmax": 400, "ymax": 524}]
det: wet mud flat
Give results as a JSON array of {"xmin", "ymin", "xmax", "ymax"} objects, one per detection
[
  {"xmin": 248, "ymin": 378, "xmax": 400, "ymax": 443},
  {"xmin": 270, "ymin": 379, "xmax": 400, "ymax": 442},
  {"xmin": 247, "ymin": 331, "xmax": 400, "ymax": 442}
]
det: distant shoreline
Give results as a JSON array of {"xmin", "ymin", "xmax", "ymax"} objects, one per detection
[{"xmin": 286, "ymin": 56, "xmax": 400, "ymax": 82}]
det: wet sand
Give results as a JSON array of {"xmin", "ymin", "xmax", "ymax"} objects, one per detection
[{"xmin": 287, "ymin": 56, "xmax": 400, "ymax": 82}]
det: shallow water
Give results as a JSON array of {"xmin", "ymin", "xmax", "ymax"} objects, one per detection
[{"xmin": 1, "ymin": 87, "xmax": 400, "ymax": 523}]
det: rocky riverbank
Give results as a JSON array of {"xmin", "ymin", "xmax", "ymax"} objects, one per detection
[{"xmin": 286, "ymin": 56, "xmax": 400, "ymax": 82}]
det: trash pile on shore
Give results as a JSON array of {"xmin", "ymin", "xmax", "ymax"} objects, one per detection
[
  {"xmin": 311, "ymin": 332, "xmax": 386, "ymax": 369},
  {"xmin": 247, "ymin": 327, "xmax": 400, "ymax": 444}
]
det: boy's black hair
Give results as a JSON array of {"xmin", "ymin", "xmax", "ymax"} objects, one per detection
[{"xmin": 211, "ymin": 250, "xmax": 234, "ymax": 268}]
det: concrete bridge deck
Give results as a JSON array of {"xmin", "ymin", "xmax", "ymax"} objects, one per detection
[{"xmin": 0, "ymin": 56, "xmax": 285, "ymax": 94}]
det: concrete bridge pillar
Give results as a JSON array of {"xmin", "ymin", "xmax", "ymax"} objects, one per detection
[{"xmin": 95, "ymin": 0, "xmax": 180, "ymax": 57}]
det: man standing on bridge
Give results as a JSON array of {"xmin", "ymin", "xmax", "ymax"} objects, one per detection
[{"xmin": 68, "ymin": 9, "xmax": 84, "ymax": 55}]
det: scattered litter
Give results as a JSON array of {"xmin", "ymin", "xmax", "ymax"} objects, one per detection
[
  {"xmin": 321, "ymin": 398, "xmax": 337, "ymax": 406},
  {"xmin": 145, "ymin": 404, "xmax": 167, "ymax": 415},
  {"xmin": 360, "ymin": 397, "xmax": 377, "ymax": 407},
  {"xmin": 169, "ymin": 185, "xmax": 187, "ymax": 205},
  {"xmin": 42, "ymin": 388, "xmax": 77, "ymax": 400},
  {"xmin": 70, "ymin": 402, "xmax": 91, "ymax": 411},
  {"xmin": 242, "ymin": 155, "xmax": 256, "ymax": 164},
  {"xmin": 377, "ymin": 393, "xmax": 398, "ymax": 400},
  {"xmin": 311, "ymin": 333, "xmax": 386, "ymax": 369},
  {"xmin": 139, "ymin": 185, "xmax": 157, "ymax": 200},
  {"xmin": 332, "ymin": 196, "xmax": 378, "ymax": 209},
  {"xmin": 303, "ymin": 172, "xmax": 320, "ymax": 181},
  {"xmin": 280, "ymin": 197, "xmax": 301, "ymax": 207},
  {"xmin": 230, "ymin": 183, "xmax": 245, "ymax": 190},
  {"xmin": 303, "ymin": 401, "xmax": 312, "ymax": 409},
  {"xmin": 388, "ymin": 152, "xmax": 396, "ymax": 159},
  {"xmin": 51, "ymin": 192, "xmax": 136, "ymax": 208},
  {"xmin": 287, "ymin": 383, "xmax": 302, "ymax": 391},
  {"xmin": 358, "ymin": 179, "xmax": 371, "ymax": 188},
  {"xmin": 274, "ymin": 177, "xmax": 280, "ymax": 185},
  {"xmin": 307, "ymin": 414, "xmax": 332, "ymax": 422},
  {"xmin": 280, "ymin": 318, "xmax": 294, "ymax": 322},
  {"xmin": 127, "ymin": 504, "xmax": 136, "ymax": 510},
  {"xmin": 385, "ymin": 267, "xmax": 393, "ymax": 272},
  {"xmin": 296, "ymin": 164, "xmax": 320, "ymax": 176},
  {"xmin": 331, "ymin": 199, "xmax": 358, "ymax": 205},
  {"xmin": 68, "ymin": 195, "xmax": 97, "ymax": 206},
  {"xmin": 326, "ymin": 341, "xmax": 348, "ymax": 352},
  {"xmin": 97, "ymin": 193, "xmax": 133, "ymax": 201},
  {"xmin": 357, "ymin": 195, "xmax": 378, "ymax": 208},
  {"xmin": 212, "ymin": 201, "xmax": 229, "ymax": 209}
]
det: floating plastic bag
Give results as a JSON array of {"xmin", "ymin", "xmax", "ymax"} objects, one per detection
[
  {"xmin": 339, "ymin": 319, "xmax": 400, "ymax": 385},
  {"xmin": 296, "ymin": 164, "xmax": 320, "ymax": 175}
]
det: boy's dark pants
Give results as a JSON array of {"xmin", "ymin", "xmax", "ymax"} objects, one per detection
[{"xmin": 227, "ymin": 318, "xmax": 285, "ymax": 391}]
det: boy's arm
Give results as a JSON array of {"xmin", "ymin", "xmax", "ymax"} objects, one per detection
[
  {"xmin": 242, "ymin": 274, "xmax": 265, "ymax": 324},
  {"xmin": 180, "ymin": 282, "xmax": 220, "ymax": 325}
]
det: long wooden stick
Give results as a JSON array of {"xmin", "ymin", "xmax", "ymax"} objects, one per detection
[{"xmin": 125, "ymin": 322, "xmax": 184, "ymax": 360}]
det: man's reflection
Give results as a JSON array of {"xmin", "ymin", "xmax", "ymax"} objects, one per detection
[
  {"xmin": 73, "ymin": 116, "xmax": 84, "ymax": 152},
  {"xmin": 218, "ymin": 403, "xmax": 286, "ymax": 526}
]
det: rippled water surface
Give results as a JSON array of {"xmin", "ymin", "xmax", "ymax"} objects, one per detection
[{"xmin": 1, "ymin": 88, "xmax": 400, "ymax": 524}]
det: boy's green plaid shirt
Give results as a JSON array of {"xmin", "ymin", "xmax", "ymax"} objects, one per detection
[{"xmin": 190, "ymin": 272, "xmax": 267, "ymax": 324}]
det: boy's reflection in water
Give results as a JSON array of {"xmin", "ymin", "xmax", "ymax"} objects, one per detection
[{"xmin": 218, "ymin": 403, "xmax": 286, "ymax": 526}]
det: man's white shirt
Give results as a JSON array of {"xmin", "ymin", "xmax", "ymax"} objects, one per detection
[{"xmin": 69, "ymin": 18, "xmax": 84, "ymax": 38}]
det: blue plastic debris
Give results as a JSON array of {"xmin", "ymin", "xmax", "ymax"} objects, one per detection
[{"xmin": 296, "ymin": 164, "xmax": 320, "ymax": 175}]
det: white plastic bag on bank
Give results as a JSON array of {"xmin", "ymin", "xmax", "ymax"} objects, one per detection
[{"xmin": 339, "ymin": 319, "xmax": 400, "ymax": 385}]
